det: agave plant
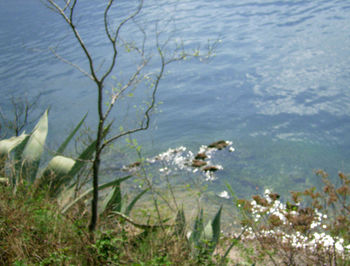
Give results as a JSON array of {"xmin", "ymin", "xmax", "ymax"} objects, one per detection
[
  {"xmin": 174, "ymin": 205, "xmax": 222, "ymax": 261},
  {"xmin": 0, "ymin": 110, "xmax": 146, "ymax": 217},
  {"xmin": 0, "ymin": 110, "xmax": 89, "ymax": 193}
]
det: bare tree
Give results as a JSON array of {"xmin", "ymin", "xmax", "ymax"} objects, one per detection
[
  {"xmin": 43, "ymin": 0, "xmax": 216, "ymax": 232},
  {"xmin": 0, "ymin": 93, "xmax": 41, "ymax": 138}
]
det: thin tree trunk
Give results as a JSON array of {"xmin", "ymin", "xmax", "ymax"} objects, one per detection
[{"xmin": 89, "ymin": 83, "xmax": 104, "ymax": 232}]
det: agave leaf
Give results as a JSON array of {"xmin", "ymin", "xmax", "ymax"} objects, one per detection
[
  {"xmin": 211, "ymin": 205, "xmax": 222, "ymax": 245},
  {"xmin": 37, "ymin": 155, "xmax": 75, "ymax": 197},
  {"xmin": 190, "ymin": 209, "xmax": 204, "ymax": 244},
  {"xmin": 13, "ymin": 134, "xmax": 30, "ymax": 172},
  {"xmin": 21, "ymin": 109, "xmax": 49, "ymax": 183},
  {"xmin": 66, "ymin": 122, "xmax": 112, "ymax": 180},
  {"xmin": 175, "ymin": 207, "xmax": 186, "ymax": 236},
  {"xmin": 56, "ymin": 113, "xmax": 87, "ymax": 154},
  {"xmin": 102, "ymin": 183, "xmax": 123, "ymax": 214},
  {"xmin": 203, "ymin": 220, "xmax": 213, "ymax": 241},
  {"xmin": 124, "ymin": 188, "xmax": 149, "ymax": 216},
  {"xmin": 0, "ymin": 133, "xmax": 28, "ymax": 180},
  {"xmin": 101, "ymin": 174, "xmax": 137, "ymax": 215},
  {"xmin": 61, "ymin": 175, "xmax": 132, "ymax": 213},
  {"xmin": 0, "ymin": 132, "xmax": 28, "ymax": 156}
]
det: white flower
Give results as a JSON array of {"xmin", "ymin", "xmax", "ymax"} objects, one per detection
[
  {"xmin": 322, "ymin": 235, "xmax": 335, "ymax": 248},
  {"xmin": 310, "ymin": 222, "xmax": 318, "ymax": 229},
  {"xmin": 264, "ymin": 188, "xmax": 271, "ymax": 195},
  {"xmin": 335, "ymin": 241, "xmax": 344, "ymax": 253}
]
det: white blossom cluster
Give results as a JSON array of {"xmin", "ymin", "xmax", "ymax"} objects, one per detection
[{"xmin": 242, "ymin": 189, "xmax": 350, "ymax": 257}]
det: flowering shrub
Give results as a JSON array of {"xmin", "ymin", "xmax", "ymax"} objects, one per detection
[{"xmin": 235, "ymin": 171, "xmax": 350, "ymax": 265}]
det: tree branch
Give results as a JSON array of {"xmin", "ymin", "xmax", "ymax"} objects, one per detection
[{"xmin": 49, "ymin": 47, "xmax": 94, "ymax": 80}]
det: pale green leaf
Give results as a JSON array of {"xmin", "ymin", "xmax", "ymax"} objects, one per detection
[
  {"xmin": 22, "ymin": 109, "xmax": 49, "ymax": 183},
  {"xmin": 0, "ymin": 132, "xmax": 28, "ymax": 157},
  {"xmin": 203, "ymin": 220, "xmax": 213, "ymax": 240},
  {"xmin": 37, "ymin": 155, "xmax": 75, "ymax": 197}
]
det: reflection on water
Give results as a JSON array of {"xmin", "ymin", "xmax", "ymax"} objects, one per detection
[{"xmin": 0, "ymin": 0, "xmax": 350, "ymax": 198}]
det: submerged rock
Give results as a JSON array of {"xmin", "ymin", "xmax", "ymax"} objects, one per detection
[
  {"xmin": 128, "ymin": 161, "xmax": 141, "ymax": 168},
  {"xmin": 203, "ymin": 165, "xmax": 219, "ymax": 172},
  {"xmin": 123, "ymin": 161, "xmax": 141, "ymax": 171},
  {"xmin": 208, "ymin": 140, "xmax": 228, "ymax": 150},
  {"xmin": 192, "ymin": 159, "xmax": 207, "ymax": 168},
  {"xmin": 195, "ymin": 152, "xmax": 207, "ymax": 160}
]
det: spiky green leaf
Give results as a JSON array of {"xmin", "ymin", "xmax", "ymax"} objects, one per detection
[
  {"xmin": 190, "ymin": 209, "xmax": 204, "ymax": 244},
  {"xmin": 211, "ymin": 205, "xmax": 222, "ymax": 244},
  {"xmin": 124, "ymin": 188, "xmax": 149, "ymax": 216},
  {"xmin": 61, "ymin": 175, "xmax": 132, "ymax": 213},
  {"xmin": 67, "ymin": 122, "xmax": 112, "ymax": 179},
  {"xmin": 103, "ymin": 183, "xmax": 123, "ymax": 213},
  {"xmin": 175, "ymin": 207, "xmax": 186, "ymax": 236},
  {"xmin": 56, "ymin": 113, "xmax": 87, "ymax": 154}
]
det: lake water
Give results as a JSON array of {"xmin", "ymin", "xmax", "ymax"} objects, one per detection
[{"xmin": 1, "ymin": 0, "xmax": 350, "ymax": 199}]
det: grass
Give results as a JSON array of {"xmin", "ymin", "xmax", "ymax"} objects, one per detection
[
  {"xmin": 1, "ymin": 170, "xmax": 349, "ymax": 265},
  {"xmin": 0, "ymin": 182, "xmax": 196, "ymax": 265}
]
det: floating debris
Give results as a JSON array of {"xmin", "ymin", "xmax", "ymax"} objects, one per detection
[{"xmin": 217, "ymin": 190, "xmax": 230, "ymax": 199}]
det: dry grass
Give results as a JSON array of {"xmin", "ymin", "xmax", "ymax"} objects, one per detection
[{"xmin": 0, "ymin": 183, "xmax": 197, "ymax": 265}]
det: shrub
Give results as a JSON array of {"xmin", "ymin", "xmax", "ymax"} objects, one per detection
[{"xmin": 232, "ymin": 171, "xmax": 350, "ymax": 265}]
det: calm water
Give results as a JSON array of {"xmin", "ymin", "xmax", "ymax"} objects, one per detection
[{"xmin": 1, "ymin": 0, "xmax": 350, "ymax": 198}]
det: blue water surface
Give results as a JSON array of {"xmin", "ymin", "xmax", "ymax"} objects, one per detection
[{"xmin": 1, "ymin": 0, "xmax": 350, "ymax": 197}]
